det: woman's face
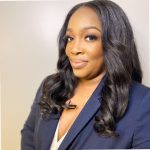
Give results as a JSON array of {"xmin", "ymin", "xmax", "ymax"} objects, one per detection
[{"xmin": 65, "ymin": 6, "xmax": 105, "ymax": 80}]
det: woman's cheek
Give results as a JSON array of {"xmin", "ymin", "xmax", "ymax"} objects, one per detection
[
  {"xmin": 65, "ymin": 47, "xmax": 69, "ymax": 57},
  {"xmin": 87, "ymin": 44, "xmax": 103, "ymax": 59}
]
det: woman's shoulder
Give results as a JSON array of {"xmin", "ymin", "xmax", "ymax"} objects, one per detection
[
  {"xmin": 128, "ymin": 81, "xmax": 150, "ymax": 148},
  {"xmin": 129, "ymin": 80, "xmax": 150, "ymax": 99},
  {"xmin": 127, "ymin": 80, "xmax": 150, "ymax": 112}
]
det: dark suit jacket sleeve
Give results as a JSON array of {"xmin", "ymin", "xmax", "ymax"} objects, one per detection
[
  {"xmin": 132, "ymin": 90, "xmax": 150, "ymax": 148},
  {"xmin": 21, "ymin": 79, "xmax": 45, "ymax": 150}
]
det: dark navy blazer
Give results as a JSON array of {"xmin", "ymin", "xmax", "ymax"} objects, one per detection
[{"xmin": 21, "ymin": 77, "xmax": 150, "ymax": 149}]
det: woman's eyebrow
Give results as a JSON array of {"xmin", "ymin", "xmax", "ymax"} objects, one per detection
[{"xmin": 66, "ymin": 26, "xmax": 102, "ymax": 33}]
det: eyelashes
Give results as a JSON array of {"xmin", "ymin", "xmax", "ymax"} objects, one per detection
[
  {"xmin": 63, "ymin": 34, "xmax": 98, "ymax": 42},
  {"xmin": 85, "ymin": 35, "xmax": 98, "ymax": 41},
  {"xmin": 64, "ymin": 35, "xmax": 73, "ymax": 42}
]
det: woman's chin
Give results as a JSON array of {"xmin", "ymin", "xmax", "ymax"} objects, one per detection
[{"xmin": 73, "ymin": 69, "xmax": 87, "ymax": 79}]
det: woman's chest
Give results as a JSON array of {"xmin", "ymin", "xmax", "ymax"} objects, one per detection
[{"xmin": 58, "ymin": 107, "xmax": 83, "ymax": 141}]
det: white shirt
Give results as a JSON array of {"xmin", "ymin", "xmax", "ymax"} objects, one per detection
[{"xmin": 50, "ymin": 121, "xmax": 69, "ymax": 150}]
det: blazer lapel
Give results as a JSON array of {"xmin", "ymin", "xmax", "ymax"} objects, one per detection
[{"xmin": 58, "ymin": 76, "xmax": 106, "ymax": 150}]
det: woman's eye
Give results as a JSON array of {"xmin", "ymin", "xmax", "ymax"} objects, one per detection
[
  {"xmin": 85, "ymin": 35, "xmax": 98, "ymax": 41},
  {"xmin": 65, "ymin": 35, "xmax": 74, "ymax": 42}
]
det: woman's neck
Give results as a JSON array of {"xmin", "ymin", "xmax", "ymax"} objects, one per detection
[{"xmin": 78, "ymin": 72, "xmax": 106, "ymax": 88}]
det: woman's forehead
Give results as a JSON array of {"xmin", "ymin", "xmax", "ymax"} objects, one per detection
[{"xmin": 67, "ymin": 6, "xmax": 102, "ymax": 32}]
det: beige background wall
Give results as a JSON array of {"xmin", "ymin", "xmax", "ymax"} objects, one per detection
[{"xmin": 1, "ymin": 0, "xmax": 149, "ymax": 150}]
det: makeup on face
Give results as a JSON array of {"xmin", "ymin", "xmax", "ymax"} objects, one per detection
[{"xmin": 65, "ymin": 6, "xmax": 105, "ymax": 80}]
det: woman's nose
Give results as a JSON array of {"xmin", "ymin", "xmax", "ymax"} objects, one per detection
[{"xmin": 70, "ymin": 39, "xmax": 83, "ymax": 55}]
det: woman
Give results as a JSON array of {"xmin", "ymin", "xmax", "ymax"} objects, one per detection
[{"xmin": 21, "ymin": 0, "xmax": 150, "ymax": 149}]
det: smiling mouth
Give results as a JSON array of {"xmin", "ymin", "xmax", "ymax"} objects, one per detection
[{"xmin": 70, "ymin": 59, "xmax": 88, "ymax": 69}]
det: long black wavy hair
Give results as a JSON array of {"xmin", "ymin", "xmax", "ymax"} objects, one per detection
[{"xmin": 39, "ymin": 0, "xmax": 142, "ymax": 137}]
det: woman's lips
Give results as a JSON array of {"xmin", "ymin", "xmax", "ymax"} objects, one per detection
[{"xmin": 70, "ymin": 59, "xmax": 88, "ymax": 69}]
